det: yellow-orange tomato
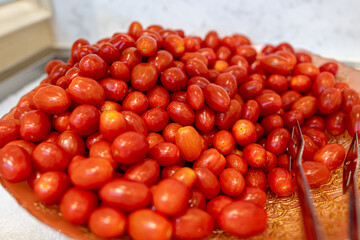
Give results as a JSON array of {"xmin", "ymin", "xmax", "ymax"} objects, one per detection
[{"xmin": 175, "ymin": 126, "xmax": 202, "ymax": 161}]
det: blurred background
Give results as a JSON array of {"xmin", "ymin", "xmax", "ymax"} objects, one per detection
[{"xmin": 0, "ymin": 0, "xmax": 360, "ymax": 239}]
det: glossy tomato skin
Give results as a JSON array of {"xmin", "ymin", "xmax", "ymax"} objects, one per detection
[
  {"xmin": 60, "ymin": 187, "xmax": 98, "ymax": 224},
  {"xmin": 342, "ymin": 88, "xmax": 360, "ymax": 113},
  {"xmin": 241, "ymin": 100, "xmax": 260, "ymax": 123},
  {"xmin": 147, "ymin": 132, "xmax": 165, "ymax": 149},
  {"xmin": 142, "ymin": 108, "xmax": 169, "ymax": 132},
  {"xmin": 147, "ymin": 86, "xmax": 170, "ymax": 109},
  {"xmin": 187, "ymin": 84, "xmax": 205, "ymax": 110},
  {"xmin": 88, "ymin": 206, "xmax": 126, "ymax": 238},
  {"xmin": 245, "ymin": 168, "xmax": 267, "ymax": 191},
  {"xmin": 243, "ymin": 143, "xmax": 266, "ymax": 168},
  {"xmin": 119, "ymin": 47, "xmax": 142, "ymax": 69},
  {"xmin": 325, "ymin": 111, "xmax": 346, "ymax": 136},
  {"xmin": 32, "ymin": 142, "xmax": 69, "ymax": 171},
  {"xmin": 67, "ymin": 76, "xmax": 105, "ymax": 107},
  {"xmin": 255, "ymin": 92, "xmax": 282, "ymax": 116},
  {"xmin": 124, "ymin": 158, "xmax": 160, "ymax": 186},
  {"xmin": 232, "ymin": 119, "xmax": 257, "ymax": 147},
  {"xmin": 149, "ymin": 142, "xmax": 180, "ymax": 166},
  {"xmin": 34, "ymin": 171, "xmax": 71, "ymax": 205},
  {"xmin": 312, "ymin": 71, "xmax": 335, "ymax": 96},
  {"xmin": 313, "ymin": 143, "xmax": 346, "ymax": 170},
  {"xmin": 152, "ymin": 178, "xmax": 189, "ymax": 216},
  {"xmin": 56, "ymin": 130, "xmax": 85, "ymax": 159},
  {"xmin": 162, "ymin": 123, "xmax": 182, "ymax": 143},
  {"xmin": 131, "ymin": 63, "xmax": 158, "ymax": 91},
  {"xmin": 68, "ymin": 157, "xmax": 113, "ymax": 189},
  {"xmin": 194, "ymin": 167, "xmax": 220, "ymax": 200},
  {"xmin": 281, "ymin": 90, "xmax": 302, "ymax": 111},
  {"xmin": 33, "ymin": 85, "xmax": 71, "ymax": 114},
  {"xmin": 0, "ymin": 120, "xmax": 20, "ymax": 148},
  {"xmin": 148, "ymin": 50, "xmax": 174, "ymax": 73},
  {"xmin": 346, "ymin": 104, "xmax": 360, "ymax": 137},
  {"xmin": 111, "ymin": 131, "xmax": 149, "ymax": 164},
  {"xmin": 236, "ymin": 187, "xmax": 267, "ymax": 207},
  {"xmin": 122, "ymin": 91, "xmax": 149, "ymax": 115},
  {"xmin": 89, "ymin": 140, "xmax": 118, "ymax": 168},
  {"xmin": 265, "ymin": 128, "xmax": 291, "ymax": 156},
  {"xmin": 99, "ymin": 78, "xmax": 128, "ymax": 101},
  {"xmin": 99, "ymin": 110, "xmax": 128, "ymax": 141},
  {"xmin": 79, "ymin": 54, "xmax": 107, "ymax": 80},
  {"xmin": 302, "ymin": 126, "xmax": 328, "ymax": 148},
  {"xmin": 100, "ymin": 178, "xmax": 151, "ymax": 212},
  {"xmin": 218, "ymin": 200, "xmax": 267, "ymax": 238},
  {"xmin": 20, "ymin": 110, "xmax": 51, "ymax": 142},
  {"xmin": 69, "ymin": 104, "xmax": 100, "ymax": 136},
  {"xmin": 172, "ymin": 207, "xmax": 214, "ymax": 240},
  {"xmin": 195, "ymin": 105, "xmax": 215, "ymax": 132},
  {"xmin": 121, "ymin": 110, "xmax": 148, "ymax": 136},
  {"xmin": 267, "ymin": 167, "xmax": 295, "ymax": 196},
  {"xmin": 166, "ymin": 101, "xmax": 195, "ymax": 126},
  {"xmin": 193, "ymin": 148, "xmax": 226, "ymax": 176},
  {"xmin": 110, "ymin": 61, "xmax": 130, "ymax": 81},
  {"xmin": 161, "ymin": 67, "xmax": 188, "ymax": 92},
  {"xmin": 260, "ymin": 54, "xmax": 290, "ymax": 75},
  {"xmin": 175, "ymin": 126, "xmax": 202, "ymax": 161},
  {"xmin": 128, "ymin": 209, "xmax": 172, "ymax": 240},
  {"xmin": 213, "ymin": 130, "xmax": 235, "ymax": 155},
  {"xmin": 0, "ymin": 145, "xmax": 32, "ymax": 183},
  {"xmin": 219, "ymin": 168, "xmax": 246, "ymax": 197},
  {"xmin": 317, "ymin": 87, "xmax": 342, "ymax": 114},
  {"xmin": 293, "ymin": 63, "xmax": 319, "ymax": 80},
  {"xmin": 226, "ymin": 153, "xmax": 248, "ymax": 175},
  {"xmin": 4, "ymin": 139, "xmax": 36, "ymax": 155},
  {"xmin": 206, "ymin": 195, "xmax": 233, "ymax": 227},
  {"xmin": 204, "ymin": 83, "xmax": 231, "ymax": 112},
  {"xmin": 171, "ymin": 167, "xmax": 197, "ymax": 189},
  {"xmin": 291, "ymin": 96, "xmax": 317, "ymax": 118},
  {"xmin": 215, "ymin": 99, "xmax": 242, "ymax": 130},
  {"xmin": 302, "ymin": 161, "xmax": 330, "ymax": 188},
  {"xmin": 260, "ymin": 114, "xmax": 284, "ymax": 136}
]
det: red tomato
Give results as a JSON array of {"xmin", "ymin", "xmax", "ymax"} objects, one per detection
[
  {"xmin": 99, "ymin": 78, "xmax": 128, "ymax": 101},
  {"xmin": 56, "ymin": 130, "xmax": 85, "ymax": 159},
  {"xmin": 226, "ymin": 153, "xmax": 248, "ymax": 175},
  {"xmin": 121, "ymin": 110, "xmax": 148, "ymax": 136},
  {"xmin": 245, "ymin": 168, "xmax": 267, "ymax": 191},
  {"xmin": 172, "ymin": 208, "xmax": 214, "ymax": 240},
  {"xmin": 265, "ymin": 128, "xmax": 291, "ymax": 155},
  {"xmin": 260, "ymin": 54, "xmax": 290, "ymax": 74},
  {"xmin": 0, "ymin": 145, "xmax": 32, "ymax": 183},
  {"xmin": 147, "ymin": 50, "xmax": 174, "ymax": 73},
  {"xmin": 161, "ymin": 67, "xmax": 188, "ymax": 92},
  {"xmin": 194, "ymin": 167, "xmax": 220, "ymax": 200},
  {"xmin": 4, "ymin": 140, "xmax": 36, "ymax": 155},
  {"xmin": 69, "ymin": 104, "xmax": 100, "ymax": 136},
  {"xmin": 124, "ymin": 158, "xmax": 160, "ymax": 186},
  {"xmin": 69, "ymin": 157, "xmax": 113, "ymax": 189},
  {"xmin": 236, "ymin": 187, "xmax": 267, "ymax": 207},
  {"xmin": 162, "ymin": 123, "xmax": 182, "ymax": 143},
  {"xmin": 128, "ymin": 209, "xmax": 172, "ymax": 240},
  {"xmin": 142, "ymin": 108, "xmax": 169, "ymax": 132},
  {"xmin": 119, "ymin": 47, "xmax": 142, "ymax": 69},
  {"xmin": 89, "ymin": 140, "xmax": 118, "ymax": 168},
  {"xmin": 302, "ymin": 161, "xmax": 330, "ymax": 188},
  {"xmin": 100, "ymin": 178, "xmax": 151, "ymax": 212},
  {"xmin": 241, "ymin": 100, "xmax": 260, "ymax": 123},
  {"xmin": 243, "ymin": 143, "xmax": 266, "ymax": 168},
  {"xmin": 218, "ymin": 200, "xmax": 267, "ymax": 238},
  {"xmin": 213, "ymin": 130, "xmax": 235, "ymax": 155},
  {"xmin": 346, "ymin": 104, "xmax": 360, "ymax": 137},
  {"xmin": 34, "ymin": 171, "xmax": 71, "ymax": 205},
  {"xmin": 88, "ymin": 206, "xmax": 126, "ymax": 238},
  {"xmin": 110, "ymin": 61, "xmax": 130, "ymax": 81},
  {"xmin": 193, "ymin": 148, "xmax": 226, "ymax": 176},
  {"xmin": 149, "ymin": 142, "xmax": 180, "ymax": 166},
  {"xmin": 20, "ymin": 110, "xmax": 51, "ymax": 142},
  {"xmin": 267, "ymin": 167, "xmax": 295, "ymax": 196},
  {"xmin": 33, "ymin": 85, "xmax": 71, "ymax": 114},
  {"xmin": 79, "ymin": 54, "xmax": 107, "ymax": 80},
  {"xmin": 0, "ymin": 120, "xmax": 20, "ymax": 148},
  {"xmin": 175, "ymin": 126, "xmax": 202, "ymax": 161},
  {"xmin": 147, "ymin": 132, "xmax": 165, "ymax": 149},
  {"xmin": 255, "ymin": 92, "xmax": 282, "ymax": 116},
  {"xmin": 68, "ymin": 76, "xmax": 105, "ymax": 107},
  {"xmin": 206, "ymin": 195, "xmax": 234, "ymax": 227},
  {"xmin": 136, "ymin": 35, "xmax": 157, "ymax": 56},
  {"xmin": 146, "ymin": 86, "xmax": 170, "ymax": 109},
  {"xmin": 204, "ymin": 83, "xmax": 231, "ymax": 112},
  {"xmin": 313, "ymin": 143, "xmax": 346, "ymax": 170},
  {"xmin": 32, "ymin": 142, "xmax": 69, "ymax": 171},
  {"xmin": 166, "ymin": 101, "xmax": 195, "ymax": 125},
  {"xmin": 122, "ymin": 91, "xmax": 149, "ymax": 115},
  {"xmin": 164, "ymin": 34, "xmax": 185, "ymax": 57},
  {"xmin": 232, "ymin": 119, "xmax": 257, "ymax": 147},
  {"xmin": 312, "ymin": 71, "xmax": 335, "ymax": 96},
  {"xmin": 131, "ymin": 63, "xmax": 158, "ymax": 91},
  {"xmin": 219, "ymin": 168, "xmax": 246, "ymax": 197},
  {"xmin": 317, "ymin": 87, "xmax": 342, "ymax": 114},
  {"xmin": 195, "ymin": 105, "xmax": 215, "ymax": 132},
  {"xmin": 171, "ymin": 167, "xmax": 197, "ymax": 189},
  {"xmin": 99, "ymin": 110, "xmax": 128, "ymax": 141},
  {"xmin": 325, "ymin": 111, "xmax": 346, "ymax": 136},
  {"xmin": 152, "ymin": 178, "xmax": 189, "ymax": 216},
  {"xmin": 342, "ymin": 88, "xmax": 360, "ymax": 113},
  {"xmin": 187, "ymin": 84, "xmax": 205, "ymax": 110},
  {"xmin": 60, "ymin": 187, "xmax": 98, "ymax": 224},
  {"xmin": 215, "ymin": 99, "xmax": 242, "ymax": 130},
  {"xmin": 111, "ymin": 131, "xmax": 149, "ymax": 164}
]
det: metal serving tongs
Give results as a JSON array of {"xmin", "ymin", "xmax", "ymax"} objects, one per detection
[
  {"xmin": 290, "ymin": 121, "xmax": 360, "ymax": 240},
  {"xmin": 290, "ymin": 121, "xmax": 324, "ymax": 240},
  {"xmin": 343, "ymin": 132, "xmax": 360, "ymax": 240}
]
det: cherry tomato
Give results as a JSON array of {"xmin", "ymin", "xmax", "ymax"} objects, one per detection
[
  {"xmin": 160, "ymin": 67, "xmax": 188, "ymax": 92},
  {"xmin": 281, "ymin": 90, "xmax": 302, "ymax": 111},
  {"xmin": 166, "ymin": 101, "xmax": 195, "ymax": 125},
  {"xmin": 148, "ymin": 50, "xmax": 174, "ymax": 73},
  {"xmin": 99, "ymin": 110, "xmax": 128, "ymax": 141},
  {"xmin": 267, "ymin": 167, "xmax": 295, "ymax": 196},
  {"xmin": 325, "ymin": 111, "xmax": 346, "ymax": 136},
  {"xmin": 32, "ymin": 85, "xmax": 71, "ymax": 114},
  {"xmin": 0, "ymin": 145, "xmax": 32, "ymax": 183},
  {"xmin": 89, "ymin": 140, "xmax": 118, "ymax": 168},
  {"xmin": 20, "ymin": 110, "xmax": 51, "ymax": 142},
  {"xmin": 34, "ymin": 171, "xmax": 71, "ymax": 205},
  {"xmin": 163, "ymin": 34, "xmax": 185, "ymax": 57},
  {"xmin": 110, "ymin": 61, "xmax": 130, "ymax": 81},
  {"xmin": 119, "ymin": 47, "xmax": 142, "ymax": 69},
  {"xmin": 121, "ymin": 110, "xmax": 148, "ymax": 136},
  {"xmin": 260, "ymin": 114, "xmax": 284, "ymax": 136},
  {"xmin": 88, "ymin": 206, "xmax": 126, "ymax": 238},
  {"xmin": 99, "ymin": 78, "xmax": 128, "ymax": 101},
  {"xmin": 226, "ymin": 153, "xmax": 248, "ymax": 175},
  {"xmin": 302, "ymin": 126, "xmax": 328, "ymax": 148},
  {"xmin": 342, "ymin": 88, "xmax": 360, "ymax": 113},
  {"xmin": 78, "ymin": 54, "xmax": 107, "ymax": 80},
  {"xmin": 122, "ymin": 91, "xmax": 149, "ymax": 115},
  {"xmin": 241, "ymin": 100, "xmax": 260, "ymax": 123},
  {"xmin": 147, "ymin": 132, "xmax": 165, "ymax": 149},
  {"xmin": 218, "ymin": 200, "xmax": 267, "ymax": 238},
  {"xmin": 100, "ymin": 100, "xmax": 122, "ymax": 112},
  {"xmin": 100, "ymin": 178, "xmax": 151, "ymax": 212},
  {"xmin": 149, "ymin": 142, "xmax": 180, "ymax": 166},
  {"xmin": 175, "ymin": 126, "xmax": 202, "ymax": 161},
  {"xmin": 195, "ymin": 105, "xmax": 215, "ymax": 132},
  {"xmin": 56, "ymin": 130, "xmax": 85, "ymax": 159},
  {"xmin": 313, "ymin": 143, "xmax": 346, "ymax": 170},
  {"xmin": 131, "ymin": 63, "xmax": 158, "ymax": 91},
  {"xmin": 255, "ymin": 92, "xmax": 282, "ymax": 116},
  {"xmin": 236, "ymin": 187, "xmax": 267, "ymax": 207},
  {"xmin": 68, "ymin": 76, "xmax": 105, "ymax": 107},
  {"xmin": 112, "ymin": 131, "xmax": 149, "ymax": 164},
  {"xmin": 128, "ymin": 209, "xmax": 172, "ymax": 240},
  {"xmin": 187, "ymin": 84, "xmax": 205, "ymax": 110},
  {"xmin": 260, "ymin": 54, "xmax": 290, "ymax": 74},
  {"xmin": 215, "ymin": 99, "xmax": 242, "ymax": 130},
  {"xmin": 303, "ymin": 116, "xmax": 325, "ymax": 131},
  {"xmin": 319, "ymin": 61, "xmax": 338, "ymax": 75},
  {"xmin": 238, "ymin": 79, "xmax": 264, "ymax": 101},
  {"xmin": 170, "ymin": 167, "xmax": 197, "ymax": 189},
  {"xmin": 206, "ymin": 195, "xmax": 233, "ymax": 227},
  {"xmin": 293, "ymin": 63, "xmax": 319, "ymax": 79},
  {"xmin": 172, "ymin": 208, "xmax": 214, "ymax": 240},
  {"xmin": 136, "ymin": 35, "xmax": 157, "ymax": 56},
  {"xmin": 302, "ymin": 161, "xmax": 330, "ymax": 188},
  {"xmin": 317, "ymin": 87, "xmax": 342, "ymax": 114},
  {"xmin": 60, "ymin": 187, "xmax": 98, "ymax": 224},
  {"xmin": 243, "ymin": 143, "xmax": 266, "ymax": 168},
  {"xmin": 162, "ymin": 123, "xmax": 182, "ymax": 143},
  {"xmin": 124, "ymin": 158, "xmax": 160, "ymax": 186},
  {"xmin": 232, "ymin": 119, "xmax": 257, "ymax": 147},
  {"xmin": 266, "ymin": 74, "xmax": 288, "ymax": 93},
  {"xmin": 213, "ymin": 130, "xmax": 235, "ymax": 155},
  {"xmin": 193, "ymin": 148, "xmax": 226, "ymax": 176},
  {"xmin": 204, "ymin": 83, "xmax": 231, "ymax": 112},
  {"xmin": 69, "ymin": 157, "xmax": 113, "ymax": 189},
  {"xmin": 0, "ymin": 120, "xmax": 20, "ymax": 148},
  {"xmin": 69, "ymin": 104, "xmax": 100, "ymax": 136},
  {"xmin": 194, "ymin": 167, "xmax": 220, "ymax": 199},
  {"xmin": 219, "ymin": 168, "xmax": 246, "ymax": 197},
  {"xmin": 346, "ymin": 105, "xmax": 360, "ymax": 137},
  {"xmin": 32, "ymin": 142, "xmax": 69, "ymax": 171},
  {"xmin": 245, "ymin": 168, "xmax": 267, "ymax": 191},
  {"xmin": 283, "ymin": 110, "xmax": 304, "ymax": 130},
  {"xmin": 291, "ymin": 96, "xmax": 317, "ymax": 118},
  {"xmin": 4, "ymin": 140, "xmax": 36, "ymax": 155},
  {"xmin": 146, "ymin": 86, "xmax": 170, "ymax": 109}
]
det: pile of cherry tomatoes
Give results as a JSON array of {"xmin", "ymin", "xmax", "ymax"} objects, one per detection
[{"xmin": 0, "ymin": 21, "xmax": 359, "ymax": 239}]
